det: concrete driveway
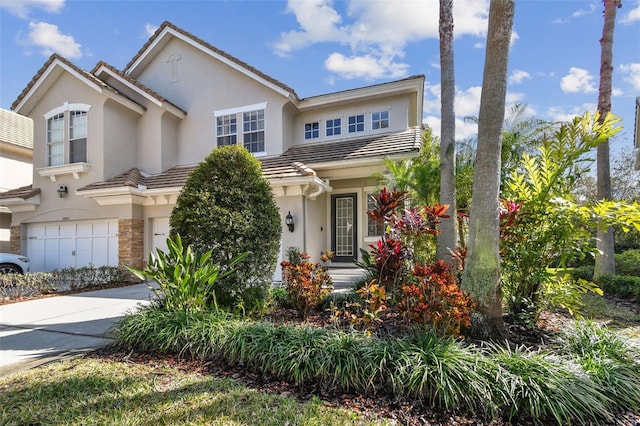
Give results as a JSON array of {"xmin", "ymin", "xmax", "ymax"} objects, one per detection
[{"xmin": 0, "ymin": 283, "xmax": 155, "ymax": 377}]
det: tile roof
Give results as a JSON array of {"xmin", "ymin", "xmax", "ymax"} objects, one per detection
[
  {"xmin": 262, "ymin": 126, "xmax": 422, "ymax": 170},
  {"xmin": 91, "ymin": 61, "xmax": 186, "ymax": 115},
  {"xmin": 77, "ymin": 127, "xmax": 421, "ymax": 192},
  {"xmin": 11, "ymin": 54, "xmax": 120, "ymax": 111},
  {"xmin": 0, "ymin": 185, "xmax": 41, "ymax": 200},
  {"xmin": 124, "ymin": 21, "xmax": 298, "ymax": 101}
]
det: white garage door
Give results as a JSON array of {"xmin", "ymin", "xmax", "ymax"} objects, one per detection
[{"xmin": 27, "ymin": 220, "xmax": 118, "ymax": 272}]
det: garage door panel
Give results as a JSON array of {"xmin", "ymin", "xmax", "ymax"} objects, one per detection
[{"xmin": 27, "ymin": 220, "xmax": 119, "ymax": 272}]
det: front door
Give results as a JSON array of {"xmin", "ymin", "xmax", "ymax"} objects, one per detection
[{"xmin": 331, "ymin": 193, "xmax": 357, "ymax": 262}]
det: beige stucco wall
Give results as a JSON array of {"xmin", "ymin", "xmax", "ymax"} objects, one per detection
[
  {"xmin": 130, "ymin": 38, "xmax": 291, "ymax": 164},
  {"xmin": 103, "ymin": 99, "xmax": 138, "ymax": 178}
]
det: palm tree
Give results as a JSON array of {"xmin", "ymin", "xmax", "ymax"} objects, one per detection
[
  {"xmin": 594, "ymin": 0, "xmax": 621, "ymax": 279},
  {"xmin": 437, "ymin": 0, "xmax": 457, "ymax": 260},
  {"xmin": 461, "ymin": 0, "xmax": 515, "ymax": 334}
]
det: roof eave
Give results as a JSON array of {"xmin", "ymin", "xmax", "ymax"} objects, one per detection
[{"xmin": 126, "ymin": 25, "xmax": 295, "ymax": 100}]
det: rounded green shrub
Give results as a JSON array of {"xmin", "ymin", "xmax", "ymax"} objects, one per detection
[
  {"xmin": 614, "ymin": 249, "xmax": 640, "ymax": 277},
  {"xmin": 170, "ymin": 145, "xmax": 281, "ymax": 310}
]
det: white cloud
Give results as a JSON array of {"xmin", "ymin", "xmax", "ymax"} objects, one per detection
[
  {"xmin": 324, "ymin": 52, "xmax": 408, "ymax": 80},
  {"xmin": 509, "ymin": 69, "xmax": 531, "ymax": 85},
  {"xmin": 145, "ymin": 23, "xmax": 159, "ymax": 38},
  {"xmin": 0, "ymin": 0, "xmax": 64, "ymax": 19},
  {"xmin": 27, "ymin": 21, "xmax": 82, "ymax": 59},
  {"xmin": 560, "ymin": 67, "xmax": 597, "ymax": 94},
  {"xmin": 424, "ymin": 116, "xmax": 479, "ymax": 141},
  {"xmin": 619, "ymin": 63, "xmax": 640, "ymax": 91},
  {"xmin": 620, "ymin": 1, "xmax": 640, "ymax": 24},
  {"xmin": 274, "ymin": 0, "xmax": 489, "ymax": 80},
  {"xmin": 612, "ymin": 87, "xmax": 624, "ymax": 97},
  {"xmin": 547, "ymin": 103, "xmax": 597, "ymax": 123},
  {"xmin": 553, "ymin": 3, "xmax": 597, "ymax": 24}
]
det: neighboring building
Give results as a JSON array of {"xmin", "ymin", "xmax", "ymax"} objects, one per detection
[
  {"xmin": 0, "ymin": 108, "xmax": 33, "ymax": 252},
  {"xmin": 0, "ymin": 21, "xmax": 423, "ymax": 277}
]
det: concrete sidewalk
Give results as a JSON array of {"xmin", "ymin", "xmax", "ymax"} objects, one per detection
[{"xmin": 0, "ymin": 283, "xmax": 155, "ymax": 377}]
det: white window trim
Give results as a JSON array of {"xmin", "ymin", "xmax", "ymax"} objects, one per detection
[
  {"xmin": 325, "ymin": 118, "xmax": 342, "ymax": 138},
  {"xmin": 37, "ymin": 162, "xmax": 91, "ymax": 182},
  {"xmin": 304, "ymin": 121, "xmax": 320, "ymax": 140},
  {"xmin": 213, "ymin": 101, "xmax": 268, "ymax": 118},
  {"xmin": 213, "ymin": 102, "xmax": 268, "ymax": 155},
  {"xmin": 371, "ymin": 110, "xmax": 390, "ymax": 132},
  {"xmin": 42, "ymin": 102, "xmax": 92, "ymax": 171},
  {"xmin": 44, "ymin": 102, "xmax": 91, "ymax": 119}
]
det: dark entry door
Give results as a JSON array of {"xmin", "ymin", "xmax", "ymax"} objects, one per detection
[{"xmin": 331, "ymin": 193, "xmax": 357, "ymax": 262}]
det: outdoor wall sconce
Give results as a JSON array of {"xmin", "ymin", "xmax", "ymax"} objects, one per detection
[
  {"xmin": 57, "ymin": 184, "xmax": 68, "ymax": 198},
  {"xmin": 286, "ymin": 211, "xmax": 294, "ymax": 232}
]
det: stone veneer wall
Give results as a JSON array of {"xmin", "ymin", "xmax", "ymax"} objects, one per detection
[
  {"xmin": 10, "ymin": 225, "xmax": 21, "ymax": 254},
  {"xmin": 118, "ymin": 218, "xmax": 144, "ymax": 270}
]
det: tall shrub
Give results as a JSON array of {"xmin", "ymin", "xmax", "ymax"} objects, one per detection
[{"xmin": 170, "ymin": 145, "xmax": 281, "ymax": 310}]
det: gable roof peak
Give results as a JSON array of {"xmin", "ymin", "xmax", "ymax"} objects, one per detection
[{"xmin": 124, "ymin": 21, "xmax": 298, "ymax": 101}]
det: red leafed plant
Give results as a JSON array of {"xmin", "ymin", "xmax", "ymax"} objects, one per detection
[
  {"xmin": 281, "ymin": 248, "xmax": 334, "ymax": 318},
  {"xmin": 398, "ymin": 260, "xmax": 476, "ymax": 336}
]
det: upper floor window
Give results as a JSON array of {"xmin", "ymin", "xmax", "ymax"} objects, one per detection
[
  {"xmin": 243, "ymin": 109, "xmax": 265, "ymax": 153},
  {"xmin": 216, "ymin": 114, "xmax": 237, "ymax": 146},
  {"xmin": 305, "ymin": 122, "xmax": 319, "ymax": 140},
  {"xmin": 44, "ymin": 103, "xmax": 91, "ymax": 167},
  {"xmin": 372, "ymin": 111, "xmax": 389, "ymax": 130},
  {"xmin": 348, "ymin": 114, "xmax": 364, "ymax": 133},
  {"xmin": 326, "ymin": 118, "xmax": 341, "ymax": 137},
  {"xmin": 214, "ymin": 102, "xmax": 267, "ymax": 154}
]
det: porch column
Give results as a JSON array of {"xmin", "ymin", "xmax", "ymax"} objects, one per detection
[
  {"xmin": 118, "ymin": 218, "xmax": 144, "ymax": 269},
  {"xmin": 10, "ymin": 225, "xmax": 21, "ymax": 255}
]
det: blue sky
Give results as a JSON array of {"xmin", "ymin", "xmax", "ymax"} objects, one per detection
[{"xmin": 1, "ymin": 0, "xmax": 639, "ymax": 154}]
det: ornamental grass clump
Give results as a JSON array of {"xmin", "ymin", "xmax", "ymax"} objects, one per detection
[
  {"xmin": 488, "ymin": 344, "xmax": 612, "ymax": 424},
  {"xmin": 564, "ymin": 321, "xmax": 640, "ymax": 411},
  {"xmin": 114, "ymin": 305, "xmax": 640, "ymax": 424}
]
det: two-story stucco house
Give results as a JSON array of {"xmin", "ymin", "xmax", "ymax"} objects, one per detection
[{"xmin": 0, "ymin": 21, "xmax": 424, "ymax": 277}]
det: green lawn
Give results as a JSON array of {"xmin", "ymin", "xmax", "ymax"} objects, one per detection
[{"xmin": 0, "ymin": 357, "xmax": 388, "ymax": 426}]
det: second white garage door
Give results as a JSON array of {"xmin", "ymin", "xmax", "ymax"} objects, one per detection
[{"xmin": 27, "ymin": 220, "xmax": 118, "ymax": 272}]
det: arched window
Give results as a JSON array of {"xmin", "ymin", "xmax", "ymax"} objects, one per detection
[{"xmin": 44, "ymin": 103, "xmax": 91, "ymax": 166}]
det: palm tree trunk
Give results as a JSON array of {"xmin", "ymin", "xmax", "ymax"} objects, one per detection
[
  {"xmin": 594, "ymin": 0, "xmax": 620, "ymax": 279},
  {"xmin": 461, "ymin": 0, "xmax": 515, "ymax": 334},
  {"xmin": 437, "ymin": 0, "xmax": 458, "ymax": 261}
]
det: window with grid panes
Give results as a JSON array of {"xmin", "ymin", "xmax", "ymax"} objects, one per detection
[
  {"xmin": 304, "ymin": 122, "xmax": 319, "ymax": 140},
  {"xmin": 348, "ymin": 114, "xmax": 364, "ymax": 133},
  {"xmin": 366, "ymin": 193, "xmax": 385, "ymax": 237},
  {"xmin": 243, "ymin": 109, "xmax": 265, "ymax": 153},
  {"xmin": 326, "ymin": 118, "xmax": 341, "ymax": 136},
  {"xmin": 372, "ymin": 111, "xmax": 389, "ymax": 130},
  {"xmin": 216, "ymin": 114, "xmax": 237, "ymax": 146}
]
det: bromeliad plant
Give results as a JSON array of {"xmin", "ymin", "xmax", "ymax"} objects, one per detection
[{"xmin": 126, "ymin": 234, "xmax": 247, "ymax": 313}]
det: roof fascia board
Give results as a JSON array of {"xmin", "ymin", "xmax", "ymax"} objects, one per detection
[
  {"xmin": 299, "ymin": 78, "xmax": 423, "ymax": 111},
  {"xmin": 14, "ymin": 60, "xmax": 101, "ymax": 113},
  {"xmin": 127, "ymin": 27, "xmax": 292, "ymax": 99},
  {"xmin": 95, "ymin": 65, "xmax": 185, "ymax": 119},
  {"xmin": 14, "ymin": 59, "xmax": 144, "ymax": 116},
  {"xmin": 309, "ymin": 153, "xmax": 417, "ymax": 171}
]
